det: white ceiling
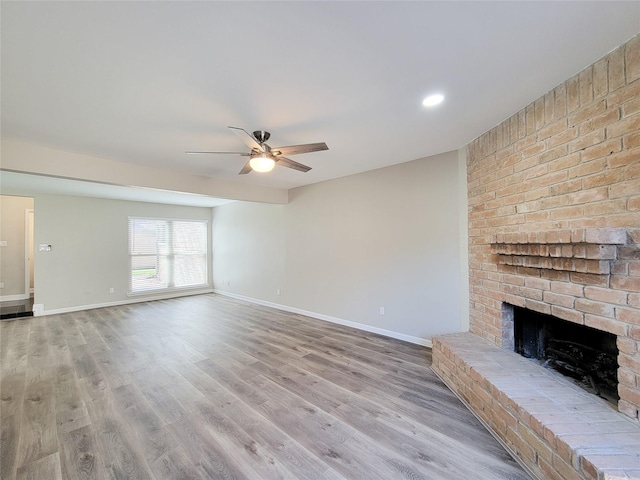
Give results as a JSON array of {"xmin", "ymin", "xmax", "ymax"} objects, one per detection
[{"xmin": 2, "ymin": 1, "xmax": 639, "ymax": 201}]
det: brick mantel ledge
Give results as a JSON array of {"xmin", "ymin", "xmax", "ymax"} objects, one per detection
[
  {"xmin": 490, "ymin": 228, "xmax": 628, "ymax": 275},
  {"xmin": 489, "ymin": 228, "xmax": 628, "ymax": 245},
  {"xmin": 432, "ymin": 332, "xmax": 640, "ymax": 480}
]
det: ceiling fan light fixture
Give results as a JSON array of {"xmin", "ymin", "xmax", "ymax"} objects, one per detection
[{"xmin": 249, "ymin": 153, "xmax": 276, "ymax": 173}]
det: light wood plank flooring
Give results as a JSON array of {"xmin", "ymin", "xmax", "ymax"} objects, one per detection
[{"xmin": 1, "ymin": 294, "xmax": 530, "ymax": 479}]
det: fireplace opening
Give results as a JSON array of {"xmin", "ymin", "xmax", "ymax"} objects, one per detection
[{"xmin": 512, "ymin": 305, "xmax": 619, "ymax": 406}]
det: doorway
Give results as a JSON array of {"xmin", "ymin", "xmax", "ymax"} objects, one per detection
[{"xmin": 0, "ymin": 195, "xmax": 35, "ymax": 319}]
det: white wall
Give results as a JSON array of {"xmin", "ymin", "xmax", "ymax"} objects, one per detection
[
  {"xmin": 0, "ymin": 195, "xmax": 34, "ymax": 298},
  {"xmin": 33, "ymin": 194, "xmax": 213, "ymax": 314},
  {"xmin": 212, "ymin": 150, "xmax": 465, "ymax": 344}
]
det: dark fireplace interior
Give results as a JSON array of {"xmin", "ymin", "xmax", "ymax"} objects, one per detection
[{"xmin": 513, "ymin": 306, "xmax": 619, "ymax": 405}]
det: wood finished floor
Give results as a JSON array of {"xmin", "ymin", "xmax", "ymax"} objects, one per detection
[{"xmin": 1, "ymin": 294, "xmax": 530, "ymax": 480}]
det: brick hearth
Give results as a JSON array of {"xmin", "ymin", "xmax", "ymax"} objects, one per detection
[{"xmin": 432, "ymin": 333, "xmax": 640, "ymax": 480}]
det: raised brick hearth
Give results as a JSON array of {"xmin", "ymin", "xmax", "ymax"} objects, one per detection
[
  {"xmin": 433, "ymin": 34, "xmax": 640, "ymax": 479},
  {"xmin": 432, "ymin": 333, "xmax": 640, "ymax": 480}
]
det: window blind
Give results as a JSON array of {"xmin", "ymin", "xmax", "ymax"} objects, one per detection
[{"xmin": 128, "ymin": 217, "xmax": 207, "ymax": 294}]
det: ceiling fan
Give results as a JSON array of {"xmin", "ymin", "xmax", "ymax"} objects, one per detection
[{"xmin": 186, "ymin": 126, "xmax": 328, "ymax": 174}]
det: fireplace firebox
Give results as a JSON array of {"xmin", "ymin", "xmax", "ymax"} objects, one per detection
[{"xmin": 512, "ymin": 305, "xmax": 619, "ymax": 405}]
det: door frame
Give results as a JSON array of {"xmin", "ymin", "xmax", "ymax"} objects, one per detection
[{"xmin": 25, "ymin": 208, "xmax": 34, "ymax": 297}]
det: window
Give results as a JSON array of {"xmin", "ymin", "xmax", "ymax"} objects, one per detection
[{"xmin": 128, "ymin": 217, "xmax": 208, "ymax": 294}]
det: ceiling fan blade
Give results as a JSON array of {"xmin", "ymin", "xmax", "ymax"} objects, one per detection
[
  {"xmin": 275, "ymin": 156, "xmax": 311, "ymax": 173},
  {"xmin": 229, "ymin": 126, "xmax": 264, "ymax": 153},
  {"xmin": 185, "ymin": 151, "xmax": 249, "ymax": 155},
  {"xmin": 271, "ymin": 142, "xmax": 328, "ymax": 156},
  {"xmin": 238, "ymin": 160, "xmax": 253, "ymax": 175}
]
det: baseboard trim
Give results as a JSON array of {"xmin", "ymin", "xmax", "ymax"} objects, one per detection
[
  {"xmin": 34, "ymin": 288, "xmax": 214, "ymax": 316},
  {"xmin": 213, "ymin": 290, "xmax": 432, "ymax": 348}
]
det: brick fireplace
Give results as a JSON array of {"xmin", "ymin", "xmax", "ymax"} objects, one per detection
[{"xmin": 432, "ymin": 34, "xmax": 640, "ymax": 479}]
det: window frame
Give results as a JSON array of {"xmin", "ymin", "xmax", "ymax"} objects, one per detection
[{"xmin": 128, "ymin": 216, "xmax": 209, "ymax": 295}]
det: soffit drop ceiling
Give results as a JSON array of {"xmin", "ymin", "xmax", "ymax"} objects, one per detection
[{"xmin": 2, "ymin": 1, "xmax": 639, "ymax": 200}]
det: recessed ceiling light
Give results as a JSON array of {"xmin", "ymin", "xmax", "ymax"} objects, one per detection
[{"xmin": 423, "ymin": 94, "xmax": 444, "ymax": 107}]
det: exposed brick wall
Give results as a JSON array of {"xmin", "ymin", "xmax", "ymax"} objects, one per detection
[{"xmin": 466, "ymin": 34, "xmax": 640, "ymax": 419}]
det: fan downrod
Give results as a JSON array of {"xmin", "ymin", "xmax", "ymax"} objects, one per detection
[{"xmin": 253, "ymin": 130, "xmax": 270, "ymax": 143}]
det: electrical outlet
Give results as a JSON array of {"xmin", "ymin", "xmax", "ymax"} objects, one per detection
[
  {"xmin": 379, "ymin": 307, "xmax": 385, "ymax": 316},
  {"xmin": 0, "ymin": 282, "xmax": 4, "ymax": 289},
  {"xmin": 276, "ymin": 289, "xmax": 281, "ymax": 295},
  {"xmin": 109, "ymin": 288, "xmax": 115, "ymax": 294}
]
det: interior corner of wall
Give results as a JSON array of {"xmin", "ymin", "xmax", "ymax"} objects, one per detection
[{"xmin": 458, "ymin": 147, "xmax": 470, "ymax": 332}]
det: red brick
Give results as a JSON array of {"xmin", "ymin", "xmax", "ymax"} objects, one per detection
[
  {"xmin": 581, "ymin": 169, "xmax": 626, "ymax": 190},
  {"xmin": 629, "ymin": 261, "xmax": 640, "ymax": 276},
  {"xmin": 570, "ymin": 272, "xmax": 610, "ymax": 287},
  {"xmin": 607, "ymin": 145, "xmax": 640, "ymax": 168},
  {"xmin": 551, "ymin": 305, "xmax": 584, "ymax": 325},
  {"xmin": 618, "ymin": 352, "xmax": 640, "ymax": 372},
  {"xmin": 550, "ymin": 281, "xmax": 584, "ymax": 297},
  {"xmin": 575, "ymin": 298, "xmax": 615, "ymax": 317},
  {"xmin": 535, "ymin": 97, "xmax": 546, "ymax": 131},
  {"xmin": 569, "ymin": 129, "xmax": 606, "ymax": 153},
  {"xmin": 522, "ymin": 142, "xmax": 546, "ymax": 159},
  {"xmin": 541, "ymin": 146, "xmax": 571, "ymax": 165},
  {"xmin": 617, "ymin": 399, "xmax": 640, "ymax": 419},
  {"xmin": 524, "ymin": 277, "xmax": 550, "ymax": 291},
  {"xmin": 623, "ymin": 130, "xmax": 640, "ymax": 148},
  {"xmin": 608, "ymin": 43, "xmax": 626, "ymax": 92},
  {"xmin": 567, "ymin": 75, "xmax": 580, "ymax": 113},
  {"xmin": 584, "ymin": 227, "xmax": 628, "ymax": 244},
  {"xmin": 623, "ymin": 95, "xmax": 640, "ymax": 117},
  {"xmin": 619, "ymin": 367, "xmax": 637, "ymax": 387},
  {"xmin": 619, "ymin": 385, "xmax": 640, "ymax": 410},
  {"xmin": 543, "ymin": 291, "xmax": 575, "ymax": 308},
  {"xmin": 584, "ymin": 106, "xmax": 620, "ymax": 134},
  {"xmin": 569, "ymin": 99, "xmax": 606, "ymax": 126},
  {"xmin": 580, "ymin": 138, "xmax": 623, "ymax": 162},
  {"xmin": 613, "ymin": 68, "xmax": 640, "ymax": 106},
  {"xmin": 612, "ymin": 275, "xmax": 640, "ymax": 292},
  {"xmin": 550, "ymin": 205, "xmax": 584, "ymax": 220},
  {"xmin": 584, "ymin": 286, "xmax": 628, "ymax": 305},
  {"xmin": 616, "ymin": 306, "xmax": 640, "ymax": 325},
  {"xmin": 607, "ymin": 112, "xmax": 640, "ymax": 139},
  {"xmin": 568, "ymin": 158, "xmax": 607, "ymax": 179},
  {"xmin": 554, "ymin": 83, "xmax": 568, "ymax": 118},
  {"xmin": 593, "ymin": 56, "xmax": 609, "ymax": 99},
  {"xmin": 465, "ymin": 36, "xmax": 640, "ymax": 415},
  {"xmin": 579, "ymin": 66, "xmax": 594, "ymax": 105},
  {"xmin": 618, "ymin": 336, "xmax": 638, "ymax": 354},
  {"xmin": 609, "ymin": 180, "xmax": 640, "ymax": 199},
  {"xmin": 584, "ymin": 199, "xmax": 628, "ymax": 217},
  {"xmin": 584, "ymin": 314, "xmax": 628, "ymax": 336},
  {"xmin": 626, "ymin": 33, "xmax": 640, "ymax": 83},
  {"xmin": 539, "ymin": 119, "xmax": 569, "ymax": 140}
]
